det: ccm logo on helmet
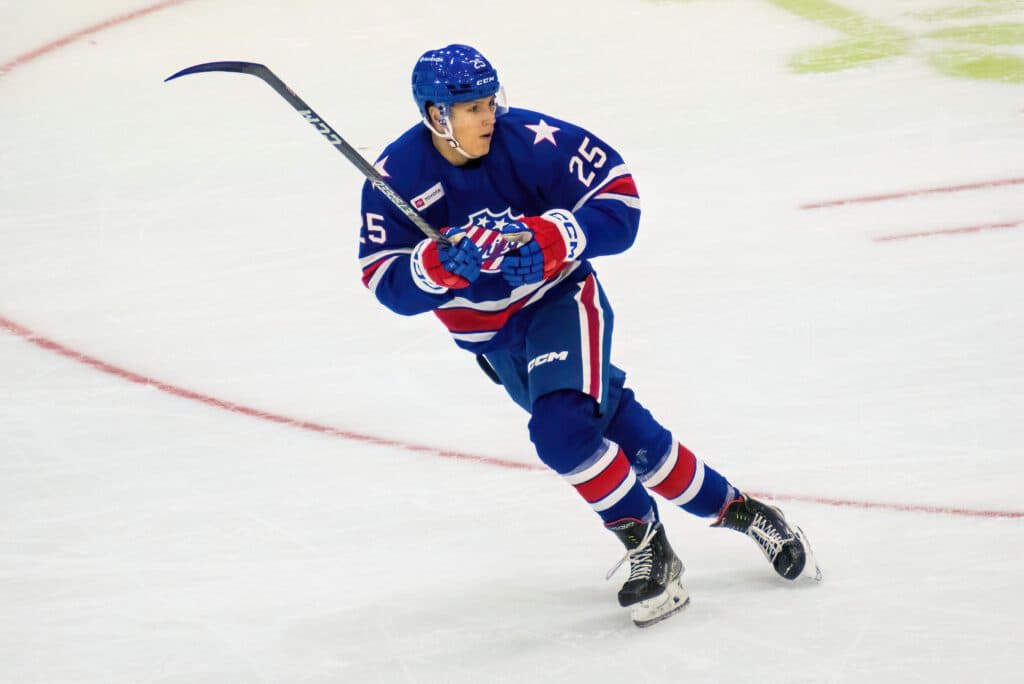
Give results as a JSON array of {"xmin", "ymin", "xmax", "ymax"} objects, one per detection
[
  {"xmin": 528, "ymin": 351, "xmax": 569, "ymax": 372},
  {"xmin": 476, "ymin": 76, "xmax": 496, "ymax": 86}
]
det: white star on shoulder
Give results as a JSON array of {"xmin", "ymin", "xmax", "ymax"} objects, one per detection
[
  {"xmin": 373, "ymin": 156, "xmax": 390, "ymax": 178},
  {"xmin": 525, "ymin": 119, "xmax": 560, "ymax": 146}
]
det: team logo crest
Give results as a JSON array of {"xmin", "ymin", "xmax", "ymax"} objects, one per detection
[{"xmin": 461, "ymin": 207, "xmax": 525, "ymax": 273}]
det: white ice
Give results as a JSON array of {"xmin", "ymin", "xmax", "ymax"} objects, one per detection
[{"xmin": 2, "ymin": 1, "xmax": 1023, "ymax": 682}]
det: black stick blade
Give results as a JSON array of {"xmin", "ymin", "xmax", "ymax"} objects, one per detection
[{"xmin": 164, "ymin": 61, "xmax": 266, "ymax": 82}]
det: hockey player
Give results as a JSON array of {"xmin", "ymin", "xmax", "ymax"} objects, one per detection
[{"xmin": 358, "ymin": 44, "xmax": 820, "ymax": 627}]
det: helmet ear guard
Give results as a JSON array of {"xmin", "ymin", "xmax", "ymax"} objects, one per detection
[
  {"xmin": 422, "ymin": 102, "xmax": 455, "ymax": 148},
  {"xmin": 428, "ymin": 101, "xmax": 449, "ymax": 128}
]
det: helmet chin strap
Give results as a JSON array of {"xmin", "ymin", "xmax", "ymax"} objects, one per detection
[{"xmin": 422, "ymin": 106, "xmax": 478, "ymax": 160}]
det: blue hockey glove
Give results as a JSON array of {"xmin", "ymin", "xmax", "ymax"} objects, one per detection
[
  {"xmin": 410, "ymin": 226, "xmax": 482, "ymax": 292},
  {"xmin": 499, "ymin": 209, "xmax": 587, "ymax": 287}
]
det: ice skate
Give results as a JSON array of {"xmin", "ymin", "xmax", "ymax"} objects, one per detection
[
  {"xmin": 606, "ymin": 519, "xmax": 690, "ymax": 627},
  {"xmin": 713, "ymin": 495, "xmax": 822, "ymax": 582}
]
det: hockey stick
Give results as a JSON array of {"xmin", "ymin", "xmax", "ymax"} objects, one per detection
[{"xmin": 165, "ymin": 61, "xmax": 451, "ymax": 246}]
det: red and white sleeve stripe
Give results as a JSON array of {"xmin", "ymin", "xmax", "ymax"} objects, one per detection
[
  {"xmin": 360, "ymin": 248, "xmax": 412, "ymax": 293},
  {"xmin": 572, "ymin": 164, "xmax": 640, "ymax": 212}
]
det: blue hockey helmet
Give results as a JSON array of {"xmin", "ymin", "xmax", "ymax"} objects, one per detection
[{"xmin": 411, "ymin": 44, "xmax": 504, "ymax": 116}]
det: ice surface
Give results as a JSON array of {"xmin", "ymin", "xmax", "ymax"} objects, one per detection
[{"xmin": 2, "ymin": 1, "xmax": 1023, "ymax": 682}]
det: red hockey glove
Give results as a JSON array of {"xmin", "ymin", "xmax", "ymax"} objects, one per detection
[
  {"xmin": 499, "ymin": 209, "xmax": 587, "ymax": 287},
  {"xmin": 410, "ymin": 226, "xmax": 482, "ymax": 292}
]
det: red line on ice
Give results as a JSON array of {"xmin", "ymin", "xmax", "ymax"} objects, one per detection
[
  {"xmin": 3, "ymin": 316, "xmax": 1021, "ymax": 520},
  {"xmin": 746, "ymin": 492, "xmax": 1024, "ymax": 520},
  {"xmin": 801, "ymin": 177, "xmax": 1024, "ymax": 210},
  {"xmin": 0, "ymin": 316, "xmax": 538, "ymax": 473},
  {"xmin": 874, "ymin": 220, "xmax": 1023, "ymax": 242},
  {"xmin": 0, "ymin": 0, "xmax": 194, "ymax": 77},
  {"xmin": 2, "ymin": 5, "xmax": 1022, "ymax": 521}
]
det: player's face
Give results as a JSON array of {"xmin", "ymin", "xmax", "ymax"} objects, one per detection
[{"xmin": 449, "ymin": 95, "xmax": 497, "ymax": 157}]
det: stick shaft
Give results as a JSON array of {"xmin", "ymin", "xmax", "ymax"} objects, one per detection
[{"xmin": 165, "ymin": 61, "xmax": 449, "ymax": 245}]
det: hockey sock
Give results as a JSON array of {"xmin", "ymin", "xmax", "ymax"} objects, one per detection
[
  {"xmin": 562, "ymin": 438, "xmax": 656, "ymax": 524},
  {"xmin": 605, "ymin": 388, "xmax": 736, "ymax": 518},
  {"xmin": 529, "ymin": 390, "xmax": 655, "ymax": 524},
  {"xmin": 641, "ymin": 441, "xmax": 736, "ymax": 518}
]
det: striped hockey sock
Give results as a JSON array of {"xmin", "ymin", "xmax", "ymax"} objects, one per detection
[
  {"xmin": 562, "ymin": 439, "xmax": 655, "ymax": 524},
  {"xmin": 640, "ymin": 441, "xmax": 736, "ymax": 518}
]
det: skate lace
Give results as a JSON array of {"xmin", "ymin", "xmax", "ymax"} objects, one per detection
[
  {"xmin": 749, "ymin": 512, "xmax": 788, "ymax": 560},
  {"xmin": 605, "ymin": 523, "xmax": 657, "ymax": 581}
]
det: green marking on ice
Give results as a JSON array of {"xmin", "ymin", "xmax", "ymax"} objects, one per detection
[
  {"xmin": 928, "ymin": 48, "xmax": 1024, "ymax": 82},
  {"xmin": 789, "ymin": 37, "xmax": 911, "ymax": 72},
  {"xmin": 764, "ymin": 0, "xmax": 1024, "ymax": 83},
  {"xmin": 923, "ymin": 22, "xmax": 1024, "ymax": 45},
  {"xmin": 658, "ymin": 0, "xmax": 1024, "ymax": 84},
  {"xmin": 764, "ymin": 0, "xmax": 912, "ymax": 72},
  {"xmin": 907, "ymin": 0, "xmax": 1023, "ymax": 22},
  {"xmin": 922, "ymin": 22, "xmax": 1024, "ymax": 80}
]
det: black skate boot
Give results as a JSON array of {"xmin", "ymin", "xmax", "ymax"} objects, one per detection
[
  {"xmin": 713, "ymin": 495, "xmax": 822, "ymax": 581},
  {"xmin": 606, "ymin": 519, "xmax": 690, "ymax": 627}
]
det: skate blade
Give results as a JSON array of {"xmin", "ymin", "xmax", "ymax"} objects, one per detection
[
  {"xmin": 795, "ymin": 526, "xmax": 823, "ymax": 582},
  {"xmin": 631, "ymin": 575, "xmax": 690, "ymax": 628}
]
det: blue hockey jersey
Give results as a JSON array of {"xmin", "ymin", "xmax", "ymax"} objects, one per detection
[{"xmin": 358, "ymin": 107, "xmax": 641, "ymax": 353}]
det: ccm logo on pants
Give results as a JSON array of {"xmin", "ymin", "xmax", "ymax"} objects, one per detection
[{"xmin": 528, "ymin": 351, "xmax": 568, "ymax": 372}]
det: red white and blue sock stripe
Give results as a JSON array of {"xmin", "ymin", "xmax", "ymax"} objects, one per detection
[
  {"xmin": 563, "ymin": 439, "xmax": 654, "ymax": 523},
  {"xmin": 640, "ymin": 441, "xmax": 734, "ymax": 518}
]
